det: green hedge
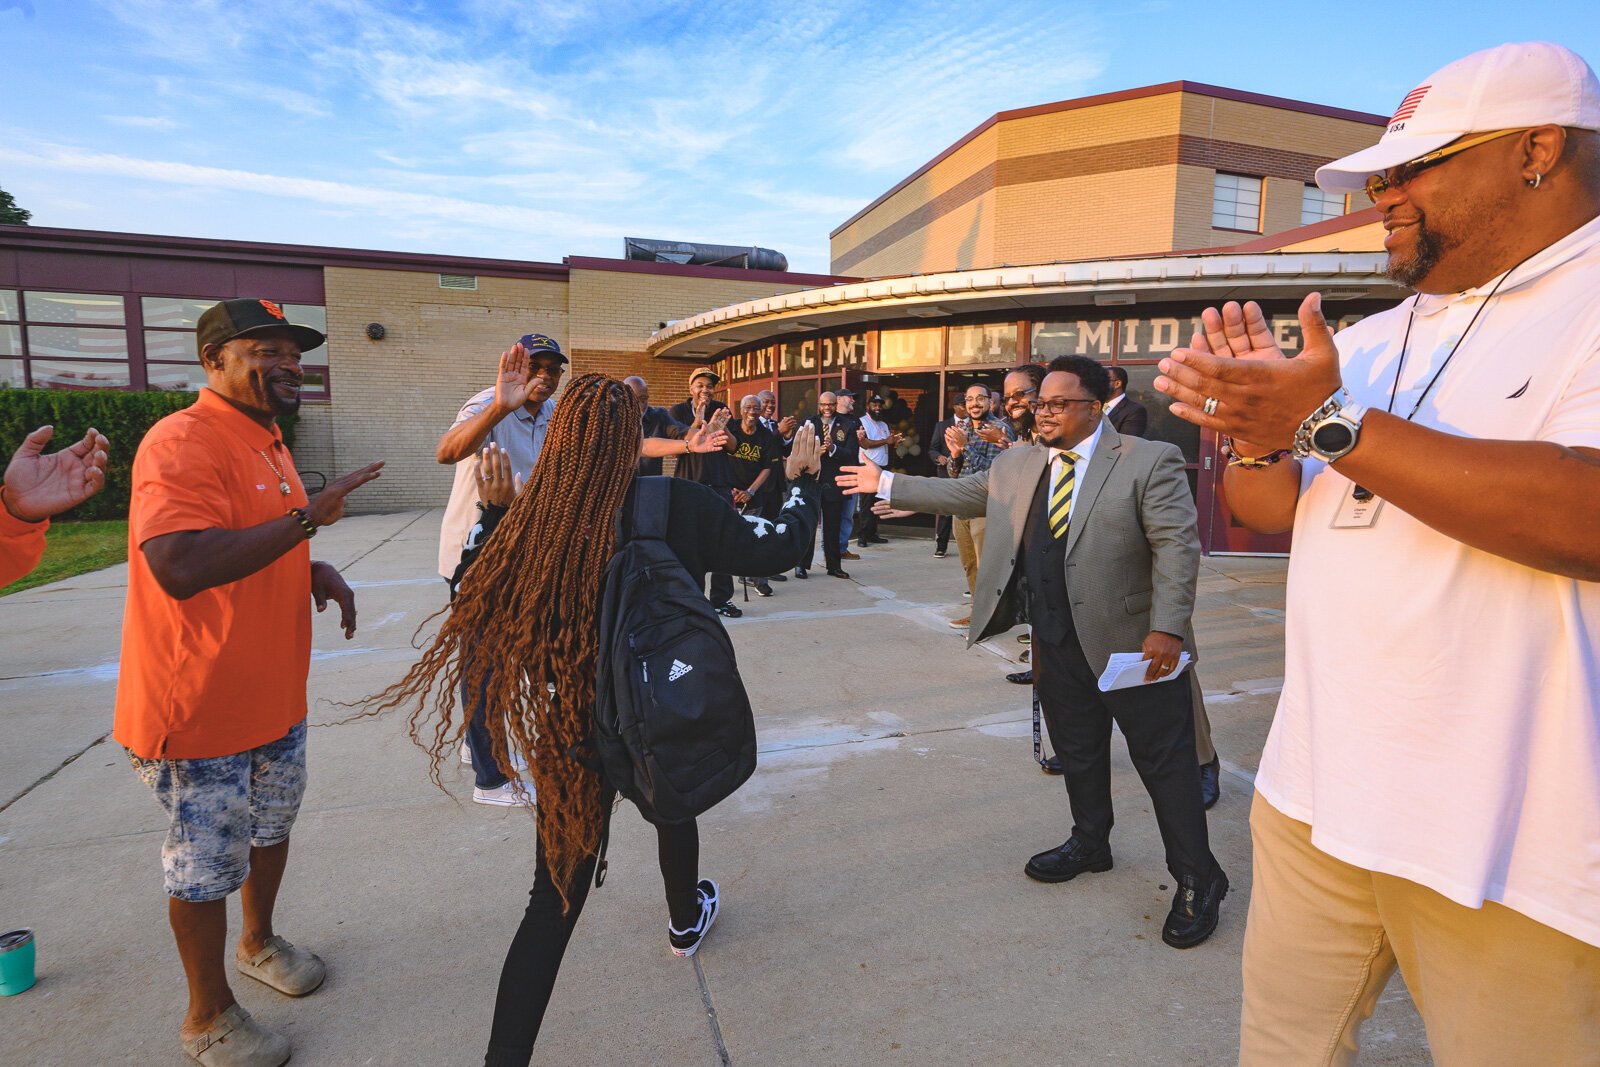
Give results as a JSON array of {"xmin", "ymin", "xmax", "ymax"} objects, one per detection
[{"xmin": 0, "ymin": 390, "xmax": 300, "ymax": 520}]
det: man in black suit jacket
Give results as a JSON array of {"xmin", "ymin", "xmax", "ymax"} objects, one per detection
[
  {"xmin": 1105, "ymin": 367, "xmax": 1149, "ymax": 437},
  {"xmin": 926, "ymin": 396, "xmax": 964, "ymax": 557},
  {"xmin": 670, "ymin": 368, "xmax": 741, "ymax": 616},
  {"xmin": 801, "ymin": 390, "xmax": 859, "ymax": 579}
]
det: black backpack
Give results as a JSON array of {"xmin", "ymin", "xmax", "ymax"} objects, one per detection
[{"xmin": 592, "ymin": 477, "xmax": 757, "ymax": 825}]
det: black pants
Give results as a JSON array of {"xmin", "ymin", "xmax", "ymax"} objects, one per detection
[
  {"xmin": 705, "ymin": 486, "xmax": 736, "ymax": 604},
  {"xmin": 854, "ymin": 494, "xmax": 879, "ymax": 545},
  {"xmin": 483, "ymin": 814, "xmax": 702, "ymax": 1067},
  {"xmin": 935, "ymin": 513, "xmax": 951, "ymax": 551},
  {"xmin": 1033, "ymin": 633, "xmax": 1216, "ymax": 882},
  {"xmin": 806, "ymin": 491, "xmax": 844, "ymax": 572}
]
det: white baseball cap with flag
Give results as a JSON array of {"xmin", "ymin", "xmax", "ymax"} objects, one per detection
[{"xmin": 1317, "ymin": 42, "xmax": 1600, "ymax": 194}]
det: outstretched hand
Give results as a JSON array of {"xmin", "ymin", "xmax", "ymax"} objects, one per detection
[
  {"xmin": 2, "ymin": 425, "xmax": 110, "ymax": 522},
  {"xmin": 1153, "ymin": 293, "xmax": 1343, "ymax": 452},
  {"xmin": 494, "ymin": 343, "xmax": 532, "ymax": 413},
  {"xmin": 311, "ymin": 560, "xmax": 358, "ymax": 639},
  {"xmin": 474, "ymin": 443, "xmax": 521, "ymax": 508},
  {"xmin": 784, "ymin": 423, "xmax": 822, "ymax": 481},
  {"xmin": 307, "ymin": 461, "xmax": 385, "ymax": 528},
  {"xmin": 684, "ymin": 419, "xmax": 729, "ymax": 453},
  {"xmin": 837, "ymin": 456, "xmax": 882, "ymax": 496}
]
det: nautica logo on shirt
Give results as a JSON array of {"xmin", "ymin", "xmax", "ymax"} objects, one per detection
[{"xmin": 668, "ymin": 659, "xmax": 693, "ymax": 682}]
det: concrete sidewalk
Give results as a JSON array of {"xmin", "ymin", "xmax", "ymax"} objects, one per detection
[{"xmin": 0, "ymin": 513, "xmax": 1430, "ymax": 1065}]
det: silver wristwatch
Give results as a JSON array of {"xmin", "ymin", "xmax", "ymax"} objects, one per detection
[{"xmin": 1291, "ymin": 390, "xmax": 1368, "ymax": 462}]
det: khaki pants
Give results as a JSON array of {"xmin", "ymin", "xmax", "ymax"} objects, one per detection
[
  {"xmin": 1241, "ymin": 791, "xmax": 1600, "ymax": 1067},
  {"xmin": 953, "ymin": 515, "xmax": 985, "ymax": 595}
]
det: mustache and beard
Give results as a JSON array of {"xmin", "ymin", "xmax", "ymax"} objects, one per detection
[{"xmin": 1385, "ymin": 217, "xmax": 1456, "ymax": 290}]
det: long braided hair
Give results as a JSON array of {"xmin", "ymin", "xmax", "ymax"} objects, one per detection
[{"xmin": 365, "ymin": 373, "xmax": 643, "ymax": 908}]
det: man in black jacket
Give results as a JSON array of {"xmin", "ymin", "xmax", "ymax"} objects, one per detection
[
  {"xmin": 801, "ymin": 390, "xmax": 859, "ymax": 579},
  {"xmin": 926, "ymin": 395, "xmax": 964, "ymax": 558},
  {"xmin": 669, "ymin": 368, "xmax": 740, "ymax": 616},
  {"xmin": 1105, "ymin": 367, "xmax": 1149, "ymax": 437}
]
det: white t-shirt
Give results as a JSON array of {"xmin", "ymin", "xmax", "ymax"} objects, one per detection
[
  {"xmin": 1257, "ymin": 213, "xmax": 1600, "ymax": 947},
  {"xmin": 435, "ymin": 390, "xmax": 552, "ymax": 578},
  {"xmin": 858, "ymin": 413, "xmax": 891, "ymax": 466}
]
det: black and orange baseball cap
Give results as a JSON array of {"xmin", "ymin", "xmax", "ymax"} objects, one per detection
[{"xmin": 197, "ymin": 298, "xmax": 326, "ymax": 353}]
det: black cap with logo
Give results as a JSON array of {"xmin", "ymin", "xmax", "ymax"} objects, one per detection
[{"xmin": 197, "ymin": 299, "xmax": 325, "ymax": 354}]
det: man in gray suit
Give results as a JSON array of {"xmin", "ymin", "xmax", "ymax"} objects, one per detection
[{"xmin": 841, "ymin": 355, "xmax": 1227, "ymax": 948}]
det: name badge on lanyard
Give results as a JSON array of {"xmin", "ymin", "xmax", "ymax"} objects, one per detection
[{"xmin": 1331, "ymin": 480, "xmax": 1384, "ymax": 529}]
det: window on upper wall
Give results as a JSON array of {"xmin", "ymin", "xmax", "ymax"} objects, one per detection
[
  {"xmin": 16, "ymin": 291, "xmax": 130, "ymax": 391},
  {"xmin": 1212, "ymin": 173, "xmax": 1263, "ymax": 232},
  {"xmin": 139, "ymin": 297, "xmax": 330, "ymax": 398},
  {"xmin": 1301, "ymin": 184, "xmax": 1347, "ymax": 226}
]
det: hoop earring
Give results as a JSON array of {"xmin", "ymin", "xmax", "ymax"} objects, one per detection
[{"xmin": 1527, "ymin": 172, "xmax": 1543, "ymax": 189}]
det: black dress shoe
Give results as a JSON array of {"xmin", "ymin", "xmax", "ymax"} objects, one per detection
[
  {"xmin": 1006, "ymin": 669, "xmax": 1032, "ymax": 685},
  {"xmin": 1024, "ymin": 837, "xmax": 1112, "ymax": 883},
  {"xmin": 768, "ymin": 573, "xmax": 788, "ymax": 582},
  {"xmin": 826, "ymin": 568, "xmax": 851, "ymax": 579},
  {"xmin": 1040, "ymin": 755, "xmax": 1063, "ymax": 775},
  {"xmin": 1199, "ymin": 756, "xmax": 1221, "ymax": 811},
  {"xmin": 1162, "ymin": 868, "xmax": 1229, "ymax": 948},
  {"xmin": 867, "ymin": 537, "xmax": 889, "ymax": 545},
  {"xmin": 794, "ymin": 567, "xmax": 808, "ymax": 579}
]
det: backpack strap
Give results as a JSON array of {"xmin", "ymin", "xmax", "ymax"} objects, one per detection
[{"xmin": 630, "ymin": 476, "xmax": 673, "ymax": 543}]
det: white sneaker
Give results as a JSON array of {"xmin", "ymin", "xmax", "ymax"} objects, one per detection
[
  {"xmin": 472, "ymin": 780, "xmax": 535, "ymax": 807},
  {"xmin": 460, "ymin": 740, "xmax": 473, "ymax": 766},
  {"xmin": 669, "ymin": 879, "xmax": 721, "ymax": 958}
]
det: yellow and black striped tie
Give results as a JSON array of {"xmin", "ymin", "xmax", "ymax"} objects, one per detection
[{"xmin": 1048, "ymin": 451, "xmax": 1079, "ymax": 540}]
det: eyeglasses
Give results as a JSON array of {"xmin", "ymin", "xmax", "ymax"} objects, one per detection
[
  {"xmin": 1035, "ymin": 398, "xmax": 1099, "ymax": 415},
  {"xmin": 1362, "ymin": 128, "xmax": 1527, "ymax": 203},
  {"xmin": 1003, "ymin": 387, "xmax": 1038, "ymax": 403}
]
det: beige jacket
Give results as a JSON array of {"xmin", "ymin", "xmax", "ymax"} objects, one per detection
[{"xmin": 887, "ymin": 419, "xmax": 1201, "ymax": 671}]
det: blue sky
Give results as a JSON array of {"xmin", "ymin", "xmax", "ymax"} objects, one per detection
[{"xmin": 1, "ymin": 1, "xmax": 1596, "ymax": 274}]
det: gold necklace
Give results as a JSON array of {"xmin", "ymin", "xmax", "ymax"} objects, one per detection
[{"xmin": 256, "ymin": 448, "xmax": 292, "ymax": 497}]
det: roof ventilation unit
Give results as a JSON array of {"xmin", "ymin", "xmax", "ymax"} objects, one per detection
[{"xmin": 624, "ymin": 237, "xmax": 788, "ymax": 273}]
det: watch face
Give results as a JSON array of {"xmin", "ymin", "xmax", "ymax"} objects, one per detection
[{"xmin": 1312, "ymin": 421, "xmax": 1354, "ymax": 455}]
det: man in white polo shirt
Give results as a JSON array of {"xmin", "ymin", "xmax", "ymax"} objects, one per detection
[{"xmin": 1155, "ymin": 42, "xmax": 1600, "ymax": 1064}]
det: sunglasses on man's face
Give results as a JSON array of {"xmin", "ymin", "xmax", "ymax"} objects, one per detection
[
  {"xmin": 1362, "ymin": 128, "xmax": 1527, "ymax": 203},
  {"xmin": 1035, "ymin": 398, "xmax": 1098, "ymax": 415}
]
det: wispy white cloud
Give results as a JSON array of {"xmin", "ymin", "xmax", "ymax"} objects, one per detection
[{"xmin": 104, "ymin": 114, "xmax": 180, "ymax": 130}]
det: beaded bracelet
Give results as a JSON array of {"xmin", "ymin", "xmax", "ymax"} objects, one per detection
[
  {"xmin": 1220, "ymin": 437, "xmax": 1289, "ymax": 470},
  {"xmin": 289, "ymin": 507, "xmax": 318, "ymax": 539}
]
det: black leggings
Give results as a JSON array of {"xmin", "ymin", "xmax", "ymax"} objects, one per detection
[{"xmin": 482, "ymin": 815, "xmax": 702, "ymax": 1067}]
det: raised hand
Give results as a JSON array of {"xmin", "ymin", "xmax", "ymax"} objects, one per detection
[
  {"xmin": 784, "ymin": 423, "xmax": 822, "ymax": 480},
  {"xmin": 2, "ymin": 425, "xmax": 109, "ymax": 522},
  {"xmin": 837, "ymin": 456, "xmax": 882, "ymax": 496},
  {"xmin": 473, "ymin": 443, "xmax": 521, "ymax": 508},
  {"xmin": 1154, "ymin": 293, "xmax": 1343, "ymax": 451},
  {"xmin": 709, "ymin": 407, "xmax": 733, "ymax": 434},
  {"xmin": 494, "ymin": 343, "xmax": 532, "ymax": 413},
  {"xmin": 975, "ymin": 423, "xmax": 1005, "ymax": 445},
  {"xmin": 778, "ymin": 415, "xmax": 797, "ymax": 438},
  {"xmin": 307, "ymin": 461, "xmax": 385, "ymax": 528}
]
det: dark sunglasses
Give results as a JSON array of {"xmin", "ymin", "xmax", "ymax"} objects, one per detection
[{"xmin": 1362, "ymin": 128, "xmax": 1526, "ymax": 202}]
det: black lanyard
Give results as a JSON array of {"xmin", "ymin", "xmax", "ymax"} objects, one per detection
[{"xmin": 1385, "ymin": 251, "xmax": 1535, "ymax": 421}]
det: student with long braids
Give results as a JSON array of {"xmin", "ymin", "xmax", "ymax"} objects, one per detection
[{"xmin": 366, "ymin": 374, "xmax": 823, "ymax": 1066}]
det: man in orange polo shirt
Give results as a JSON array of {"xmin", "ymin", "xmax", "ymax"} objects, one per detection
[{"xmin": 115, "ymin": 298, "xmax": 383, "ymax": 1067}]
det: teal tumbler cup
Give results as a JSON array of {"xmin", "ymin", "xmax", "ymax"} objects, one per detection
[{"xmin": 0, "ymin": 929, "xmax": 36, "ymax": 996}]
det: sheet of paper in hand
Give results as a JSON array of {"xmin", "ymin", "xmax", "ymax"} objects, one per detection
[{"xmin": 1097, "ymin": 651, "xmax": 1192, "ymax": 692}]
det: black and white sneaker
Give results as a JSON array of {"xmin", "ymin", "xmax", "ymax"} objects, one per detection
[
  {"xmin": 669, "ymin": 879, "xmax": 721, "ymax": 958},
  {"xmin": 714, "ymin": 602, "xmax": 743, "ymax": 619}
]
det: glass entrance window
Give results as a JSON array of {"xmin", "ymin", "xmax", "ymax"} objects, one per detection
[
  {"xmin": 947, "ymin": 323, "xmax": 1017, "ymax": 366},
  {"xmin": 778, "ymin": 379, "xmax": 818, "ymax": 423},
  {"xmin": 1120, "ymin": 364, "xmax": 1198, "ymax": 464}
]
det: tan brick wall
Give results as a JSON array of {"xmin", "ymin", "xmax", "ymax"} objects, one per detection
[
  {"xmin": 568, "ymin": 267, "xmax": 815, "ymax": 407},
  {"xmin": 318, "ymin": 267, "xmax": 569, "ymax": 514},
  {"xmin": 832, "ymin": 89, "xmax": 1383, "ymax": 276},
  {"xmin": 302, "ymin": 264, "xmax": 818, "ymax": 511}
]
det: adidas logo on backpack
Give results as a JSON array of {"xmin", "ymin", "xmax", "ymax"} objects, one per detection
[{"xmin": 668, "ymin": 659, "xmax": 693, "ymax": 681}]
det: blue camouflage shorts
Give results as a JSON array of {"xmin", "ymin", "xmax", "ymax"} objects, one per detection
[{"xmin": 126, "ymin": 720, "xmax": 308, "ymax": 903}]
